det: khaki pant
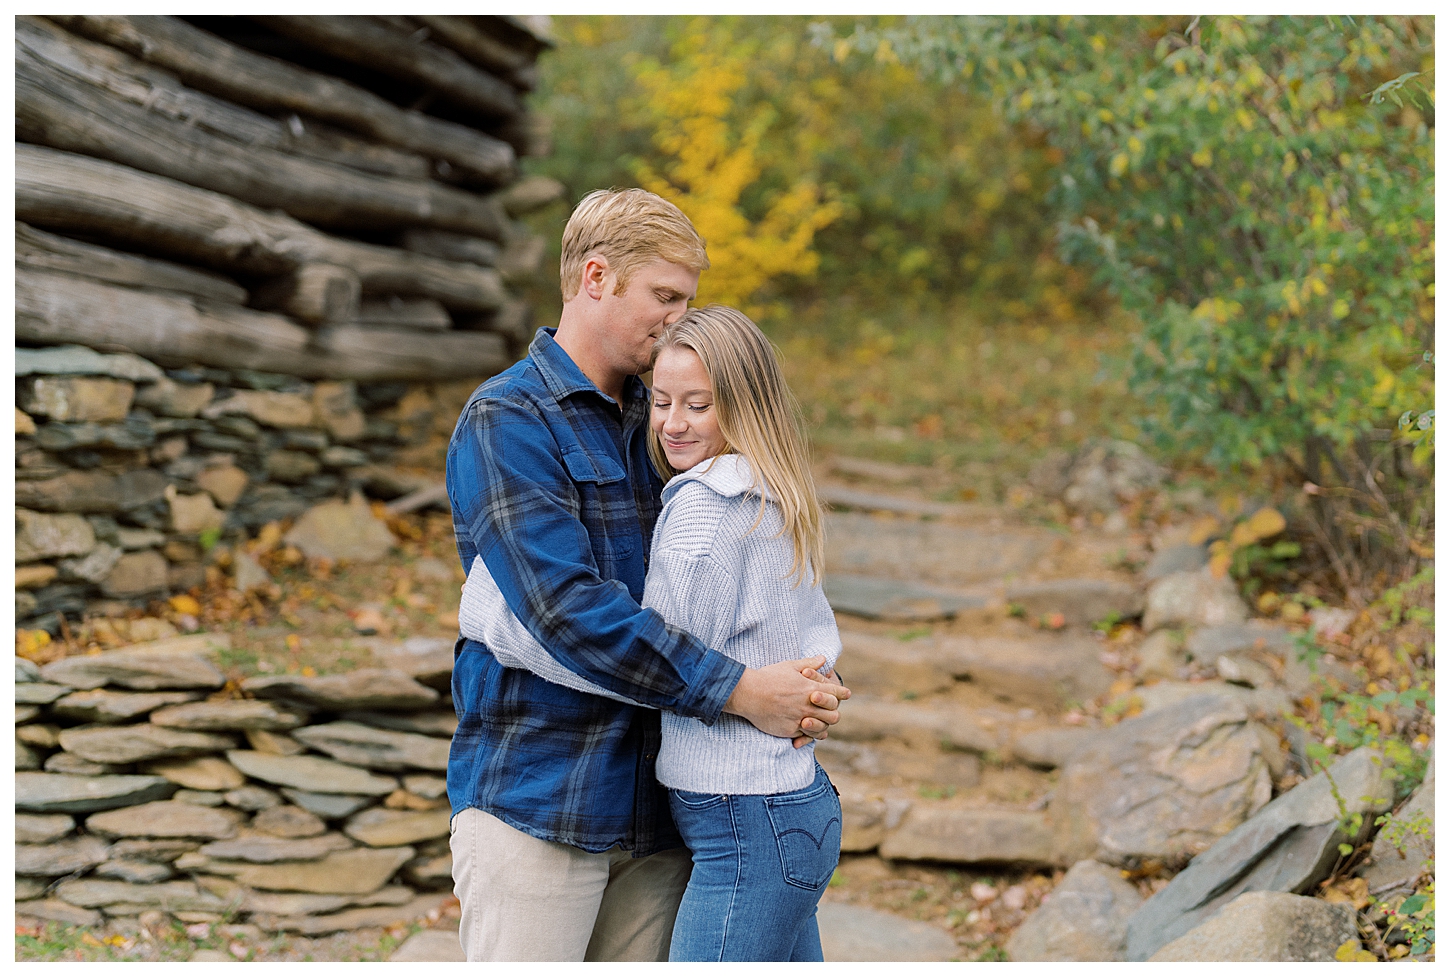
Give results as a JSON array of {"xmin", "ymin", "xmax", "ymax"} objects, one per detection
[{"xmin": 449, "ymin": 807, "xmax": 693, "ymax": 961}]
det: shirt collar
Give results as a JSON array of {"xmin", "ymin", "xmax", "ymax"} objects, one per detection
[{"xmin": 529, "ymin": 328, "xmax": 650, "ymax": 417}]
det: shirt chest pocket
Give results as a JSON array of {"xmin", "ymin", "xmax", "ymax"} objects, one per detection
[{"xmin": 561, "ymin": 448, "xmax": 639, "ymax": 571}]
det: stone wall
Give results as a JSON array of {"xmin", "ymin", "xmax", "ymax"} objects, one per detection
[
  {"xmin": 16, "ymin": 633, "xmax": 458, "ymax": 934},
  {"xmin": 16, "ymin": 344, "xmax": 482, "ymax": 635}
]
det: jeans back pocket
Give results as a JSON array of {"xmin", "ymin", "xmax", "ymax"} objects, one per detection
[{"xmin": 763, "ymin": 783, "xmax": 841, "ymax": 891}]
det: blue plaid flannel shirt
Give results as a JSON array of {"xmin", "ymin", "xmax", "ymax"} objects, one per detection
[{"xmin": 445, "ymin": 328, "xmax": 745, "ymax": 855}]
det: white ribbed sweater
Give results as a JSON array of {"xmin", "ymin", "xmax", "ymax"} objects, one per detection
[{"xmin": 458, "ymin": 453, "xmax": 840, "ymax": 795}]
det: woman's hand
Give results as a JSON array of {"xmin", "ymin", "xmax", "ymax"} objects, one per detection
[{"xmin": 724, "ymin": 656, "xmax": 850, "ymax": 743}]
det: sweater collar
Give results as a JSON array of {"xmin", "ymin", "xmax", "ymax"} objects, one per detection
[{"xmin": 662, "ymin": 453, "xmax": 767, "ymax": 503}]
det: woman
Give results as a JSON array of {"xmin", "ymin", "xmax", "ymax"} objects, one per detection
[{"xmin": 459, "ymin": 305, "xmax": 842, "ymax": 961}]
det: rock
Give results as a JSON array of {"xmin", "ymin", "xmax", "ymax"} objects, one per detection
[
  {"xmin": 1007, "ymin": 860, "xmax": 1143, "ymax": 961},
  {"xmin": 1214, "ymin": 654, "xmax": 1276, "ymax": 689},
  {"xmin": 823, "ymin": 574, "xmax": 989, "ymax": 622},
  {"xmin": 255, "ymin": 893, "xmax": 442, "ymax": 936},
  {"xmin": 94, "ymin": 859, "xmax": 174, "ymax": 884},
  {"xmin": 17, "ymin": 740, "xmax": 43, "ymax": 771},
  {"xmin": 291, "ymin": 721, "xmax": 451, "ymax": 772},
  {"xmin": 201, "ymin": 389, "xmax": 316, "ymax": 428},
  {"xmin": 17, "ymin": 657, "xmax": 44, "ymax": 683},
  {"xmin": 133, "ymin": 377, "xmax": 215, "ymax": 418},
  {"xmin": 189, "ymin": 950, "xmax": 233, "ymax": 962},
  {"xmin": 232, "ymin": 551, "xmax": 274, "ymax": 593},
  {"xmin": 401, "ymin": 774, "xmax": 448, "ymax": 800},
  {"xmin": 1123, "ymin": 747, "xmax": 1396, "ymax": 960},
  {"xmin": 1360, "ymin": 758, "xmax": 1434, "ymax": 893},
  {"xmin": 166, "ymin": 487, "xmax": 225, "ymax": 535},
  {"xmin": 826, "ymin": 696, "xmax": 1005, "ymax": 756},
  {"xmin": 1142, "ymin": 568, "xmax": 1249, "ymax": 632},
  {"xmin": 116, "ymin": 527, "xmax": 167, "ymax": 550},
  {"xmin": 58, "ymin": 724, "xmax": 236, "ymax": 765},
  {"xmin": 16, "ymin": 344, "xmax": 164, "ymax": 382},
  {"xmin": 107, "ymin": 838, "xmax": 201, "ymax": 861},
  {"xmin": 56, "ymin": 542, "xmax": 124, "ymax": 584},
  {"xmin": 144, "ymin": 756, "xmax": 247, "ymax": 791},
  {"xmin": 403, "ymin": 852, "xmax": 454, "ymax": 890},
  {"xmin": 54, "ymin": 877, "xmax": 233, "ymax": 913},
  {"xmin": 344, "ymin": 807, "xmax": 452, "ymax": 847},
  {"xmin": 265, "ymin": 449, "xmax": 323, "ymax": 483},
  {"xmin": 245, "ymin": 729, "xmax": 308, "ymax": 756},
  {"xmin": 1148, "ymin": 890, "xmax": 1357, "ymax": 961},
  {"xmin": 15, "ymin": 898, "xmax": 103, "ymax": 928},
  {"xmin": 341, "ymin": 711, "xmax": 458, "ymax": 738},
  {"xmin": 320, "ymin": 445, "xmax": 370, "ymax": 469},
  {"xmin": 174, "ymin": 789, "xmax": 226, "ymax": 806},
  {"xmin": 100, "ymin": 550, "xmax": 171, "ymax": 599},
  {"xmin": 1143, "ymin": 544, "xmax": 1209, "ymax": 582},
  {"xmin": 282, "ymin": 494, "xmax": 397, "ymax": 563},
  {"xmin": 16, "ymin": 405, "xmax": 38, "ymax": 436},
  {"xmin": 15, "ymin": 835, "xmax": 112, "ymax": 877},
  {"xmin": 1053, "ymin": 695, "xmax": 1273, "ymax": 866},
  {"xmin": 1010, "ymin": 727, "xmax": 1100, "ymax": 769},
  {"xmin": 311, "ymin": 381, "xmax": 367, "ymax": 441},
  {"xmin": 1005, "ymin": 580, "xmax": 1144, "ymax": 627},
  {"xmin": 35, "ymin": 417, "xmax": 157, "ymax": 452},
  {"xmin": 224, "ymin": 785, "xmax": 282, "ymax": 811},
  {"xmin": 1135, "ymin": 630, "xmax": 1187, "ymax": 680},
  {"xmin": 390, "ymin": 928, "xmax": 465, "ymax": 962},
  {"xmin": 17, "ymin": 468, "xmax": 169, "ymax": 513},
  {"xmin": 1185, "ymin": 622, "xmax": 1293, "ymax": 661},
  {"xmin": 51, "ymin": 688, "xmax": 203, "ymax": 723},
  {"xmin": 150, "ymin": 700, "xmax": 308, "ymax": 732},
  {"xmin": 817, "ymin": 903, "xmax": 958, "ymax": 962},
  {"xmin": 378, "ymin": 637, "xmax": 455, "ymax": 690},
  {"xmin": 21, "ymin": 375, "xmax": 135, "ymax": 422},
  {"xmin": 16, "ymin": 878, "xmax": 50, "ymax": 900},
  {"xmin": 17, "ymin": 705, "xmax": 42, "ymax": 723},
  {"xmin": 227, "ymin": 845, "xmax": 416, "ymax": 895},
  {"xmin": 939, "ymin": 634, "xmax": 1116, "ymax": 711},
  {"xmin": 252, "ymin": 805, "xmax": 328, "ymax": 839},
  {"xmin": 42, "ymin": 650, "xmax": 226, "ymax": 692},
  {"xmin": 43, "ymin": 752, "xmax": 125, "ymax": 775},
  {"xmin": 880, "ymin": 805, "xmax": 1057, "ymax": 866},
  {"xmin": 225, "ymin": 750, "xmax": 400, "ymax": 795},
  {"xmin": 279, "ymin": 789, "xmax": 376, "ymax": 820},
  {"xmin": 86, "ymin": 800, "xmax": 245, "ymax": 840},
  {"xmin": 16, "ymin": 811, "xmax": 75, "ymax": 844},
  {"xmin": 826, "ymin": 511, "xmax": 1049, "ymax": 588},
  {"xmin": 17, "ymin": 723, "xmax": 62, "ymax": 748},
  {"xmin": 16, "ymin": 682, "xmax": 70, "ymax": 705},
  {"xmin": 833, "ymin": 631, "xmax": 955, "ymax": 696},
  {"xmin": 243, "ymin": 669, "xmax": 438, "ymax": 711},
  {"xmin": 199, "ymin": 832, "xmax": 354, "ymax": 863},
  {"xmin": 1308, "ymin": 606, "xmax": 1357, "ymax": 641},
  {"xmin": 1134, "ymin": 681, "xmax": 1291, "ymax": 722},
  {"xmin": 1056, "ymin": 440, "xmax": 1165, "ymax": 515},
  {"xmin": 15, "ymin": 509, "xmax": 96, "ymax": 562},
  {"xmin": 15, "ymin": 564, "xmax": 59, "ymax": 589},
  {"xmin": 16, "ymin": 772, "xmax": 177, "ymax": 813},
  {"xmin": 194, "ymin": 464, "xmax": 250, "ymax": 508}
]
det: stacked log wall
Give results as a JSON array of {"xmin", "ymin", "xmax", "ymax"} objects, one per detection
[{"xmin": 15, "ymin": 15, "xmax": 564, "ymax": 631}]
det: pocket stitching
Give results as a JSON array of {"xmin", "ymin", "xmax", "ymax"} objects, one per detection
[{"xmin": 765, "ymin": 790, "xmax": 841, "ymax": 891}]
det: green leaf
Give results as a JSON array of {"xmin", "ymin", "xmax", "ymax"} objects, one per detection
[{"xmin": 1400, "ymin": 894, "xmax": 1427, "ymax": 915}]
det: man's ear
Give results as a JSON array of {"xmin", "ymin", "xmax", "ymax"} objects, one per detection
[{"xmin": 581, "ymin": 255, "xmax": 611, "ymax": 301}]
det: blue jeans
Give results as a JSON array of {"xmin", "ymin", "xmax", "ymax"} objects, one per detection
[{"xmin": 666, "ymin": 763, "xmax": 842, "ymax": 962}]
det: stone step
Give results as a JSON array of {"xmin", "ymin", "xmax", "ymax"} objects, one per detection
[
  {"xmin": 818, "ymin": 902, "xmax": 958, "ymax": 961},
  {"xmin": 826, "ymin": 511, "xmax": 1050, "ymax": 588},
  {"xmin": 826, "ymin": 575, "xmax": 990, "ymax": 622},
  {"xmin": 390, "ymin": 928, "xmax": 465, "ymax": 962}
]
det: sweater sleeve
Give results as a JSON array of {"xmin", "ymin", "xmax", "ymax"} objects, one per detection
[{"xmin": 458, "ymin": 555, "xmax": 647, "ymax": 707}]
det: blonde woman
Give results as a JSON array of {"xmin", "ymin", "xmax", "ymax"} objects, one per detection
[{"xmin": 460, "ymin": 305, "xmax": 842, "ymax": 961}]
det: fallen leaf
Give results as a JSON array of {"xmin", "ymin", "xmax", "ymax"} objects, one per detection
[
  {"xmin": 168, "ymin": 594, "xmax": 203, "ymax": 616},
  {"xmin": 1333, "ymin": 939, "xmax": 1376, "ymax": 962}
]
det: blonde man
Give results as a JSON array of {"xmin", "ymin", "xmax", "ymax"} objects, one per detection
[{"xmin": 445, "ymin": 189, "xmax": 850, "ymax": 962}]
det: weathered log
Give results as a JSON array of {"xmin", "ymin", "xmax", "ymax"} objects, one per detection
[
  {"xmin": 455, "ymin": 300, "xmax": 534, "ymax": 346},
  {"xmin": 19, "ymin": 17, "xmax": 430, "ymax": 182},
  {"xmin": 17, "ymin": 146, "xmax": 506, "ymax": 312},
  {"xmin": 493, "ymin": 112, "xmax": 552, "ymax": 159},
  {"xmin": 474, "ymin": 15, "xmax": 555, "ymax": 58},
  {"xmin": 499, "ymin": 174, "xmax": 567, "ymax": 217},
  {"xmin": 49, "ymin": 15, "xmax": 515, "ymax": 186},
  {"xmin": 17, "ymin": 267, "xmax": 510, "ymax": 382},
  {"xmin": 253, "ymin": 16, "xmax": 522, "ymax": 120},
  {"xmin": 498, "ymin": 235, "xmax": 549, "ymax": 284},
  {"xmin": 399, "ymin": 229, "xmax": 501, "ymax": 267},
  {"xmin": 16, "ymin": 221, "xmax": 247, "ymax": 305},
  {"xmin": 252, "ymin": 265, "xmax": 361, "ymax": 325},
  {"xmin": 16, "ymin": 34, "xmax": 508, "ymax": 239},
  {"xmin": 355, "ymin": 298, "xmax": 453, "ymax": 332},
  {"xmin": 405, "ymin": 16, "xmax": 535, "ymax": 88}
]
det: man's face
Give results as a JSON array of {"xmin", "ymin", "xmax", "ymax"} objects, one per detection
[{"xmin": 596, "ymin": 258, "xmax": 700, "ymax": 378}]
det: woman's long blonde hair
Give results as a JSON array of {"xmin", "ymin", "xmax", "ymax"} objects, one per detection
[{"xmin": 648, "ymin": 305, "xmax": 826, "ymax": 587}]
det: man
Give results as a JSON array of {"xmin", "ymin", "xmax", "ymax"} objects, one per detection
[{"xmin": 446, "ymin": 188, "xmax": 850, "ymax": 962}]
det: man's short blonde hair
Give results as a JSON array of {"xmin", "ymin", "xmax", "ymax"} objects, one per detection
[{"xmin": 559, "ymin": 188, "xmax": 709, "ymax": 301}]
